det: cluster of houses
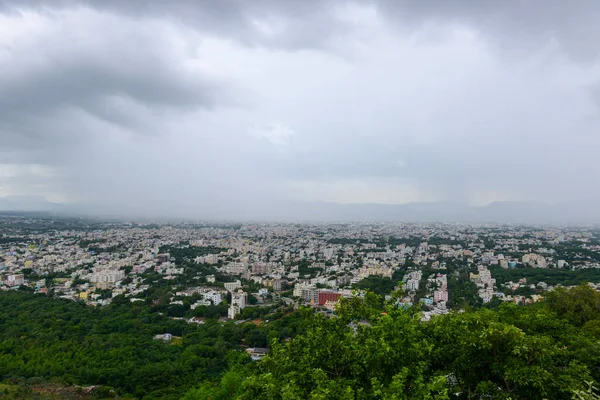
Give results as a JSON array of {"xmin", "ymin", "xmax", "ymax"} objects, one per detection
[{"xmin": 1, "ymin": 218, "xmax": 599, "ymax": 317}]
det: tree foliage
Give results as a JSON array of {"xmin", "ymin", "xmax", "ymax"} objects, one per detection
[
  {"xmin": 186, "ymin": 285, "xmax": 600, "ymax": 400},
  {"xmin": 3, "ymin": 285, "xmax": 600, "ymax": 399},
  {"xmin": 0, "ymin": 291, "xmax": 304, "ymax": 399},
  {"xmin": 352, "ymin": 275, "xmax": 398, "ymax": 297}
]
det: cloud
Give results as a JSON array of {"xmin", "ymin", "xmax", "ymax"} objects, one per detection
[
  {"xmin": 250, "ymin": 124, "xmax": 295, "ymax": 146},
  {"xmin": 0, "ymin": 1, "xmax": 599, "ymax": 218},
  {"xmin": 4, "ymin": 0, "xmax": 600, "ymax": 61},
  {"xmin": 0, "ymin": 163, "xmax": 66, "ymax": 200},
  {"xmin": 0, "ymin": 8, "xmax": 230, "ymax": 152},
  {"xmin": 0, "ymin": 0, "xmax": 355, "ymax": 51},
  {"xmin": 397, "ymin": 0, "xmax": 598, "ymax": 67},
  {"xmin": 285, "ymin": 177, "xmax": 438, "ymax": 204}
]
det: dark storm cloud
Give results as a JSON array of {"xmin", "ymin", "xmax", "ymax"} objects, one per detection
[
  {"xmin": 3, "ymin": 0, "xmax": 599, "ymax": 60},
  {"xmin": 0, "ymin": 61, "xmax": 219, "ymax": 142},
  {"xmin": 375, "ymin": 0, "xmax": 600, "ymax": 62},
  {"xmin": 0, "ymin": 0, "xmax": 348, "ymax": 50},
  {"xmin": 0, "ymin": 8, "xmax": 229, "ymax": 153},
  {"xmin": 0, "ymin": 0, "xmax": 599, "ymax": 213}
]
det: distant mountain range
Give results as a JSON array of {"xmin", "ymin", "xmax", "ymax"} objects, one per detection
[
  {"xmin": 261, "ymin": 200, "xmax": 599, "ymax": 224},
  {"xmin": 0, "ymin": 196, "xmax": 66, "ymax": 213},
  {"xmin": 0, "ymin": 196, "xmax": 598, "ymax": 224}
]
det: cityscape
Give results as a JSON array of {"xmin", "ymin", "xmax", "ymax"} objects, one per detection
[
  {"xmin": 3, "ymin": 216, "xmax": 600, "ymax": 322},
  {"xmin": 2, "ymin": 0, "xmax": 600, "ymax": 398}
]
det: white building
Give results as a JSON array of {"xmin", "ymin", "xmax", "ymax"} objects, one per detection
[
  {"xmin": 224, "ymin": 262, "xmax": 248, "ymax": 275},
  {"xmin": 293, "ymin": 282, "xmax": 319, "ymax": 303},
  {"xmin": 153, "ymin": 333, "xmax": 172, "ymax": 342},
  {"xmin": 228, "ymin": 305, "xmax": 240, "ymax": 319},
  {"xmin": 231, "ymin": 290, "xmax": 246, "ymax": 309},
  {"xmin": 204, "ymin": 291, "xmax": 222, "ymax": 305},
  {"xmin": 4, "ymin": 274, "xmax": 25, "ymax": 287},
  {"xmin": 89, "ymin": 269, "xmax": 125, "ymax": 285},
  {"xmin": 224, "ymin": 280, "xmax": 242, "ymax": 292},
  {"xmin": 406, "ymin": 279, "xmax": 419, "ymax": 291},
  {"xmin": 191, "ymin": 299, "xmax": 212, "ymax": 309}
]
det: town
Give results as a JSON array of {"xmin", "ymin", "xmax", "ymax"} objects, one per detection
[{"xmin": 2, "ymin": 215, "xmax": 600, "ymax": 324}]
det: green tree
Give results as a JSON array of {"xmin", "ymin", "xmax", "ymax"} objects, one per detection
[
  {"xmin": 545, "ymin": 284, "xmax": 600, "ymax": 326},
  {"xmin": 190, "ymin": 287, "xmax": 600, "ymax": 400}
]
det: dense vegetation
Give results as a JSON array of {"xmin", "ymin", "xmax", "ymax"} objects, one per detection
[
  {"xmin": 490, "ymin": 265, "xmax": 600, "ymax": 286},
  {"xmin": 447, "ymin": 273, "xmax": 481, "ymax": 309},
  {"xmin": 2, "ymin": 286, "xmax": 600, "ymax": 399},
  {"xmin": 186, "ymin": 285, "xmax": 600, "ymax": 400},
  {"xmin": 0, "ymin": 291, "xmax": 304, "ymax": 399},
  {"xmin": 295, "ymin": 259, "xmax": 323, "ymax": 278},
  {"xmin": 158, "ymin": 245, "xmax": 228, "ymax": 262},
  {"xmin": 353, "ymin": 275, "xmax": 398, "ymax": 296}
]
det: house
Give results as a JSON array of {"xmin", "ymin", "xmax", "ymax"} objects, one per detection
[
  {"xmin": 246, "ymin": 347, "xmax": 269, "ymax": 361},
  {"xmin": 153, "ymin": 333, "xmax": 172, "ymax": 342},
  {"xmin": 420, "ymin": 298, "xmax": 433, "ymax": 306},
  {"xmin": 323, "ymin": 300, "xmax": 338, "ymax": 311}
]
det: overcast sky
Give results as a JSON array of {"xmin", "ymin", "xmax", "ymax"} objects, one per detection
[{"xmin": 1, "ymin": 1, "xmax": 599, "ymax": 217}]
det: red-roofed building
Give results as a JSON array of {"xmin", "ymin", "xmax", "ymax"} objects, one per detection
[{"xmin": 318, "ymin": 291, "xmax": 341, "ymax": 306}]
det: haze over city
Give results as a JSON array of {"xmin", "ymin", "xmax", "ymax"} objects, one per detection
[{"xmin": 1, "ymin": 0, "xmax": 599, "ymax": 221}]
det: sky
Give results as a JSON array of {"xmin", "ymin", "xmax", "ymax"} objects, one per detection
[{"xmin": 0, "ymin": 0, "xmax": 599, "ymax": 218}]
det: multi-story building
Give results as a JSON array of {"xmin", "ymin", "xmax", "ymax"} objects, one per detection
[
  {"xmin": 224, "ymin": 262, "xmax": 248, "ymax": 275},
  {"xmin": 224, "ymin": 280, "xmax": 242, "ymax": 292},
  {"xmin": 231, "ymin": 290, "xmax": 246, "ymax": 309},
  {"xmin": 203, "ymin": 291, "xmax": 222, "ymax": 305},
  {"xmin": 434, "ymin": 289, "xmax": 448, "ymax": 303},
  {"xmin": 273, "ymin": 279, "xmax": 286, "ymax": 292},
  {"xmin": 471, "ymin": 266, "xmax": 496, "ymax": 303},
  {"xmin": 251, "ymin": 263, "xmax": 273, "ymax": 275},
  {"xmin": 3, "ymin": 273, "xmax": 25, "ymax": 287},
  {"xmin": 89, "ymin": 269, "xmax": 125, "ymax": 288},
  {"xmin": 228, "ymin": 305, "xmax": 240, "ymax": 319},
  {"xmin": 522, "ymin": 253, "xmax": 547, "ymax": 268},
  {"xmin": 406, "ymin": 279, "xmax": 419, "ymax": 291},
  {"xmin": 293, "ymin": 282, "xmax": 319, "ymax": 303},
  {"xmin": 318, "ymin": 291, "xmax": 342, "ymax": 306}
]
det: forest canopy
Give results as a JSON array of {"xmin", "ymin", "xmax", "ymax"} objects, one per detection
[
  {"xmin": 186, "ymin": 285, "xmax": 600, "ymax": 400},
  {"xmin": 2, "ymin": 286, "xmax": 600, "ymax": 399}
]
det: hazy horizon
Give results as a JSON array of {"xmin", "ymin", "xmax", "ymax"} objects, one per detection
[
  {"xmin": 1, "ymin": 1, "xmax": 599, "ymax": 220},
  {"xmin": 2, "ymin": 194, "xmax": 600, "ymax": 225}
]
